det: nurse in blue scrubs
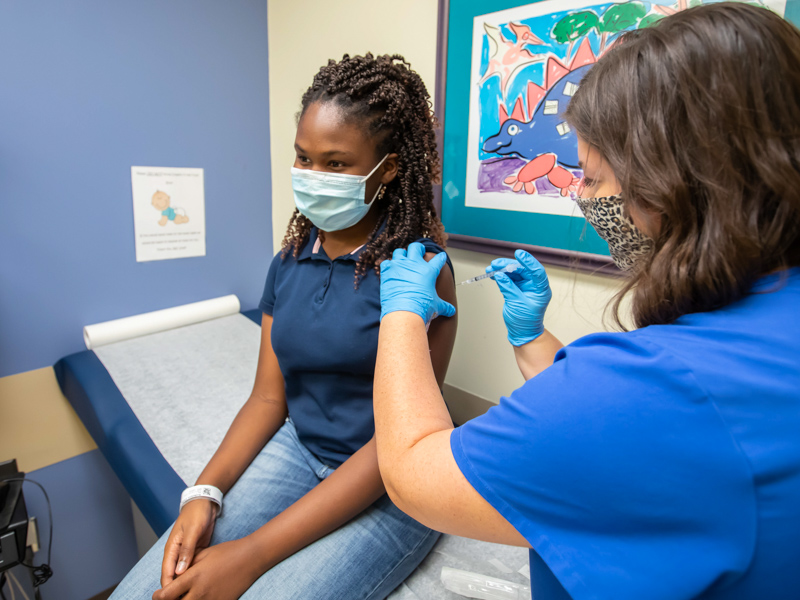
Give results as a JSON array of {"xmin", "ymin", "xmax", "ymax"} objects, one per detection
[{"xmin": 373, "ymin": 4, "xmax": 800, "ymax": 599}]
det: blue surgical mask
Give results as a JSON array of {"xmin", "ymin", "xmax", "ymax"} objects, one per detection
[{"xmin": 291, "ymin": 154, "xmax": 389, "ymax": 232}]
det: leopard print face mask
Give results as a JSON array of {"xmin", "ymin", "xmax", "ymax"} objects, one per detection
[{"xmin": 574, "ymin": 195, "xmax": 653, "ymax": 271}]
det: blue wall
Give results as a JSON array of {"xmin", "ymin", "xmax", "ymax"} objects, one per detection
[{"xmin": 0, "ymin": 0, "xmax": 272, "ymax": 377}]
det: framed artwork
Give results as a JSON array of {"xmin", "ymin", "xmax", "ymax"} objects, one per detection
[{"xmin": 434, "ymin": 0, "xmax": 787, "ymax": 274}]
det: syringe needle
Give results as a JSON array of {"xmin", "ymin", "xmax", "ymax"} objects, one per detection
[{"xmin": 457, "ymin": 264, "xmax": 518, "ymax": 286}]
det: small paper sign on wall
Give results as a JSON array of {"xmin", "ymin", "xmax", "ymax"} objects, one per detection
[{"xmin": 131, "ymin": 166, "xmax": 206, "ymax": 262}]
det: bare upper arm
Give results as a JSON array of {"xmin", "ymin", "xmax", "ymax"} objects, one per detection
[
  {"xmin": 425, "ymin": 251, "xmax": 458, "ymax": 387},
  {"xmin": 251, "ymin": 313, "xmax": 288, "ymax": 410}
]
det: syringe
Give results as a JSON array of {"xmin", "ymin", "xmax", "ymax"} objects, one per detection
[{"xmin": 457, "ymin": 263, "xmax": 518, "ymax": 286}]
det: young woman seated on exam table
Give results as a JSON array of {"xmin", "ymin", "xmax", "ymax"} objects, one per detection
[
  {"xmin": 110, "ymin": 54, "xmax": 457, "ymax": 600},
  {"xmin": 374, "ymin": 4, "xmax": 800, "ymax": 600}
]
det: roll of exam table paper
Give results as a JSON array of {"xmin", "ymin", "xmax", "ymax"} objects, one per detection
[{"xmin": 83, "ymin": 294, "xmax": 241, "ymax": 349}]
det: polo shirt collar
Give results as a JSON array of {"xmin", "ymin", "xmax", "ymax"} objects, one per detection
[{"xmin": 297, "ymin": 219, "xmax": 388, "ymax": 263}]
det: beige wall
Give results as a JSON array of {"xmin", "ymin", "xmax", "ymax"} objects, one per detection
[
  {"xmin": 267, "ymin": 0, "xmax": 439, "ymax": 250},
  {"xmin": 0, "ymin": 367, "xmax": 96, "ymax": 472},
  {"xmin": 267, "ymin": 0, "xmax": 624, "ymax": 405},
  {"xmin": 446, "ymin": 247, "xmax": 622, "ymax": 400}
]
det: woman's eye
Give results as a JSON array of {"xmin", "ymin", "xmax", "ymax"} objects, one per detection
[
  {"xmin": 297, "ymin": 155, "xmax": 310, "ymax": 164},
  {"xmin": 329, "ymin": 161, "xmax": 345, "ymax": 168}
]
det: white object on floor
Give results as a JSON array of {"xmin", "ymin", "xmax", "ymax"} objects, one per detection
[
  {"xmin": 441, "ymin": 567, "xmax": 531, "ymax": 600},
  {"xmin": 387, "ymin": 535, "xmax": 530, "ymax": 600}
]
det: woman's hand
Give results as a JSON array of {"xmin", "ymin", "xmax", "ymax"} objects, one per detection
[
  {"xmin": 379, "ymin": 242, "xmax": 455, "ymax": 324},
  {"xmin": 488, "ymin": 249, "xmax": 552, "ymax": 346},
  {"xmin": 153, "ymin": 537, "xmax": 260, "ymax": 600},
  {"xmin": 160, "ymin": 499, "xmax": 218, "ymax": 589}
]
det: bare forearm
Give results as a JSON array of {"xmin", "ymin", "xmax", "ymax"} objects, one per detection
[
  {"xmin": 195, "ymin": 394, "xmax": 288, "ymax": 493},
  {"xmin": 513, "ymin": 329, "xmax": 564, "ymax": 380},
  {"xmin": 247, "ymin": 437, "xmax": 386, "ymax": 573},
  {"xmin": 374, "ymin": 312, "xmax": 453, "ymax": 500}
]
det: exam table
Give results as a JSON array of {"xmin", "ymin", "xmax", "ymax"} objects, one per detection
[{"xmin": 54, "ymin": 301, "xmax": 530, "ymax": 599}]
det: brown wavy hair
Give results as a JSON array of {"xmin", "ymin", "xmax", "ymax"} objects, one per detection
[
  {"xmin": 565, "ymin": 2, "xmax": 800, "ymax": 329},
  {"xmin": 282, "ymin": 53, "xmax": 446, "ymax": 285}
]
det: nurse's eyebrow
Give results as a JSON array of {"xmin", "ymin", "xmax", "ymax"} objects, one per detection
[{"xmin": 294, "ymin": 143, "xmax": 354, "ymax": 157}]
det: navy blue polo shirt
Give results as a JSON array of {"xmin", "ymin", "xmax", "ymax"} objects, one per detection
[{"xmin": 260, "ymin": 227, "xmax": 451, "ymax": 467}]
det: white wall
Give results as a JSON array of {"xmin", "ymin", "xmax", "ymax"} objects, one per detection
[{"xmin": 267, "ymin": 0, "xmax": 625, "ymax": 405}]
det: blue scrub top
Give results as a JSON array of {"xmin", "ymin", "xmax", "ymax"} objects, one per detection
[
  {"xmin": 451, "ymin": 269, "xmax": 800, "ymax": 600},
  {"xmin": 261, "ymin": 227, "xmax": 450, "ymax": 468}
]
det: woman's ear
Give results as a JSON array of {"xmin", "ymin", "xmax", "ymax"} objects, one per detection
[
  {"xmin": 380, "ymin": 153, "xmax": 400, "ymax": 185},
  {"xmin": 627, "ymin": 202, "xmax": 662, "ymax": 239}
]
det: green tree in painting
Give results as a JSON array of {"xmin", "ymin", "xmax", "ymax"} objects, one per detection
[
  {"xmin": 639, "ymin": 12, "xmax": 665, "ymax": 28},
  {"xmin": 552, "ymin": 10, "xmax": 599, "ymax": 62},
  {"xmin": 597, "ymin": 2, "xmax": 647, "ymax": 53}
]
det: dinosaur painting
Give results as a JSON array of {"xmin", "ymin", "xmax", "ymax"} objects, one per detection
[
  {"xmin": 478, "ymin": 22, "xmax": 547, "ymax": 100},
  {"xmin": 483, "ymin": 48, "xmax": 596, "ymax": 197},
  {"xmin": 463, "ymin": 0, "xmax": 784, "ymax": 218}
]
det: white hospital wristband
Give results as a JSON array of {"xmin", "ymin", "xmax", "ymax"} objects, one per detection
[{"xmin": 180, "ymin": 485, "xmax": 223, "ymax": 516}]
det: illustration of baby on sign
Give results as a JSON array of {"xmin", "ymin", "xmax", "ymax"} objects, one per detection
[{"xmin": 151, "ymin": 190, "xmax": 190, "ymax": 226}]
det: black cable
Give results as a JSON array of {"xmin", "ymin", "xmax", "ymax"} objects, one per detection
[
  {"xmin": 3, "ymin": 478, "xmax": 53, "ymax": 587},
  {"xmin": 0, "ymin": 572, "xmax": 7, "ymax": 600}
]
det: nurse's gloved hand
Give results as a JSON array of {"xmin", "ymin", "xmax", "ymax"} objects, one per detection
[
  {"xmin": 488, "ymin": 249, "xmax": 552, "ymax": 346},
  {"xmin": 380, "ymin": 242, "xmax": 455, "ymax": 324}
]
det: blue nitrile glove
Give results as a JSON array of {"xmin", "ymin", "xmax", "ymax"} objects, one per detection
[
  {"xmin": 380, "ymin": 242, "xmax": 456, "ymax": 323},
  {"xmin": 487, "ymin": 249, "xmax": 552, "ymax": 346}
]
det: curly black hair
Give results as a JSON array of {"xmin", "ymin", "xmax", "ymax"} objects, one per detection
[{"xmin": 281, "ymin": 53, "xmax": 447, "ymax": 285}]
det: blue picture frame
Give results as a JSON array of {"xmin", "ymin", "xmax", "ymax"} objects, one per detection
[
  {"xmin": 434, "ymin": 0, "xmax": 797, "ymax": 273},
  {"xmin": 435, "ymin": 0, "xmax": 616, "ymax": 274}
]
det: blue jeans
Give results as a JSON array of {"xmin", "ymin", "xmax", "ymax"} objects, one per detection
[{"xmin": 111, "ymin": 420, "xmax": 439, "ymax": 599}]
